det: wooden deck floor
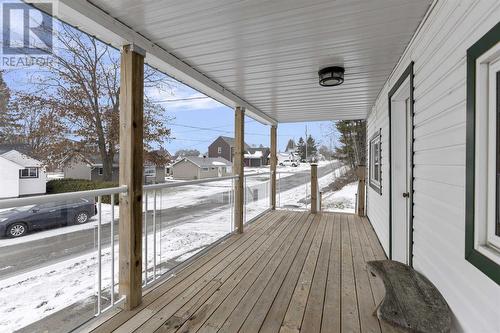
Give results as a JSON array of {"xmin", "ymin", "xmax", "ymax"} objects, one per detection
[{"xmin": 87, "ymin": 211, "xmax": 396, "ymax": 333}]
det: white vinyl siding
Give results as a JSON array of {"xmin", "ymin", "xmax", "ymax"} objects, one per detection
[{"xmin": 366, "ymin": 1, "xmax": 500, "ymax": 332}]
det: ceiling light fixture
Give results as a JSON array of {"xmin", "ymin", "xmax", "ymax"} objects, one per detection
[{"xmin": 318, "ymin": 66, "xmax": 345, "ymax": 87}]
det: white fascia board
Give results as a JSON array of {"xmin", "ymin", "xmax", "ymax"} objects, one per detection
[{"xmin": 47, "ymin": 0, "xmax": 277, "ymax": 126}]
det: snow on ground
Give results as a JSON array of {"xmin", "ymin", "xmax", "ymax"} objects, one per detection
[
  {"xmin": 0, "ymin": 209, "xmax": 232, "ymax": 332},
  {"xmin": 321, "ymin": 181, "xmax": 358, "ymax": 213},
  {"xmin": 277, "ymin": 165, "xmax": 349, "ymax": 209},
  {"xmin": 46, "ymin": 172, "xmax": 64, "ymax": 180},
  {"xmin": 0, "ymin": 162, "xmax": 341, "ymax": 332}
]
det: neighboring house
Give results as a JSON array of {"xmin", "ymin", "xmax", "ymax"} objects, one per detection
[
  {"xmin": 285, "ymin": 139, "xmax": 297, "ymax": 153},
  {"xmin": 62, "ymin": 153, "xmax": 120, "ymax": 182},
  {"xmin": 62, "ymin": 150, "xmax": 169, "ymax": 184},
  {"xmin": 208, "ymin": 136, "xmax": 250, "ymax": 162},
  {"xmin": 144, "ymin": 149, "xmax": 171, "ymax": 184},
  {"xmin": 171, "ymin": 156, "xmax": 232, "ymax": 180},
  {"xmin": 244, "ymin": 147, "xmax": 270, "ymax": 167},
  {"xmin": 0, "ymin": 150, "xmax": 46, "ymax": 198}
]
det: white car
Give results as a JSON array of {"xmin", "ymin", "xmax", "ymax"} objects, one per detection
[{"xmin": 279, "ymin": 159, "xmax": 299, "ymax": 167}]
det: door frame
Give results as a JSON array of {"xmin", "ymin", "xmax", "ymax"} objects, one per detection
[{"xmin": 388, "ymin": 61, "xmax": 415, "ymax": 267}]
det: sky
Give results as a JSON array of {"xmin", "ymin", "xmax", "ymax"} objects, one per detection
[
  {"xmin": 148, "ymin": 83, "xmax": 338, "ymax": 155},
  {"xmin": 0, "ymin": 0, "xmax": 339, "ymax": 156},
  {"xmin": 3, "ymin": 67, "xmax": 338, "ymax": 155}
]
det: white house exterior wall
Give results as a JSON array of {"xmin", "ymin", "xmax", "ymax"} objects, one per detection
[
  {"xmin": 63, "ymin": 160, "xmax": 92, "ymax": 180},
  {"xmin": 19, "ymin": 169, "xmax": 46, "ymax": 196},
  {"xmin": 0, "ymin": 158, "xmax": 20, "ymax": 198},
  {"xmin": 366, "ymin": 1, "xmax": 500, "ymax": 332}
]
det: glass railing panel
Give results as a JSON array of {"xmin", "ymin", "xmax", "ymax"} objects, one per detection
[
  {"xmin": 142, "ymin": 177, "xmax": 235, "ymax": 286},
  {"xmin": 244, "ymin": 173, "xmax": 271, "ymax": 224},
  {"xmin": 0, "ymin": 187, "xmax": 125, "ymax": 333}
]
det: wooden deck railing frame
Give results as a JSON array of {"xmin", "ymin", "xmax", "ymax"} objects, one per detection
[
  {"xmin": 119, "ymin": 44, "xmax": 145, "ymax": 310},
  {"xmin": 270, "ymin": 125, "xmax": 277, "ymax": 209},
  {"xmin": 234, "ymin": 106, "xmax": 245, "ymax": 233}
]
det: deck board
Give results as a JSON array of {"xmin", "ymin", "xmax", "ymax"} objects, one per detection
[{"xmin": 87, "ymin": 211, "xmax": 391, "ymax": 333}]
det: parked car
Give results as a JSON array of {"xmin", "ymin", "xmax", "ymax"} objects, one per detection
[
  {"xmin": 0, "ymin": 198, "xmax": 97, "ymax": 238},
  {"xmin": 279, "ymin": 159, "xmax": 299, "ymax": 167}
]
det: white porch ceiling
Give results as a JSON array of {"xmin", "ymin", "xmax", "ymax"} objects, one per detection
[{"xmin": 61, "ymin": 0, "xmax": 431, "ymax": 123}]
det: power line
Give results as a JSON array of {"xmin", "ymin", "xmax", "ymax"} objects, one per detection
[
  {"xmin": 151, "ymin": 96, "xmax": 211, "ymax": 103},
  {"xmin": 170, "ymin": 122, "xmax": 291, "ymax": 137}
]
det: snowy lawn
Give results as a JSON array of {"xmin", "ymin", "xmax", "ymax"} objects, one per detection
[
  {"xmin": 0, "ymin": 208, "xmax": 232, "ymax": 332},
  {"xmin": 321, "ymin": 181, "xmax": 358, "ymax": 213}
]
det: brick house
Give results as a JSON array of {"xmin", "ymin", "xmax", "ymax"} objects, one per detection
[{"xmin": 208, "ymin": 136, "xmax": 250, "ymax": 162}]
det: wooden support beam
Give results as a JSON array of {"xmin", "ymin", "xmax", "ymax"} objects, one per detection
[
  {"xmin": 119, "ymin": 44, "xmax": 145, "ymax": 310},
  {"xmin": 310, "ymin": 163, "xmax": 318, "ymax": 214},
  {"xmin": 270, "ymin": 125, "xmax": 277, "ymax": 209},
  {"xmin": 233, "ymin": 107, "xmax": 245, "ymax": 233},
  {"xmin": 356, "ymin": 165, "xmax": 366, "ymax": 217}
]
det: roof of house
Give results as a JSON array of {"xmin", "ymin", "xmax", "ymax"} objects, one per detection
[
  {"xmin": 173, "ymin": 156, "xmax": 232, "ymax": 168},
  {"xmin": 213, "ymin": 136, "xmax": 251, "ymax": 150},
  {"xmin": 0, "ymin": 150, "xmax": 42, "ymax": 168},
  {"xmin": 0, "ymin": 143, "xmax": 32, "ymax": 155},
  {"xmin": 285, "ymin": 139, "xmax": 296, "ymax": 150},
  {"xmin": 62, "ymin": 152, "xmax": 119, "ymax": 167},
  {"xmin": 244, "ymin": 147, "xmax": 270, "ymax": 159},
  {"xmin": 64, "ymin": 149, "xmax": 170, "ymax": 167}
]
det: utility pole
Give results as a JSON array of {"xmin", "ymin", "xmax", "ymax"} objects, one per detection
[{"xmin": 305, "ymin": 125, "xmax": 308, "ymax": 162}]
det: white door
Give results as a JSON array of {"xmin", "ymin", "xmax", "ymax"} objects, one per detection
[{"xmin": 391, "ymin": 81, "xmax": 412, "ymax": 264}]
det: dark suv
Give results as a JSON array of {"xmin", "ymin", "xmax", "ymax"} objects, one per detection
[{"xmin": 0, "ymin": 198, "xmax": 97, "ymax": 238}]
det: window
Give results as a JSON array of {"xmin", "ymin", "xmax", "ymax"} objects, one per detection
[
  {"xmin": 202, "ymin": 167, "xmax": 209, "ymax": 172},
  {"xmin": 144, "ymin": 165, "xmax": 156, "ymax": 177},
  {"xmin": 217, "ymin": 146, "xmax": 222, "ymax": 154},
  {"xmin": 19, "ymin": 167, "xmax": 38, "ymax": 178},
  {"xmin": 369, "ymin": 129, "xmax": 382, "ymax": 194},
  {"xmin": 98, "ymin": 167, "xmax": 103, "ymax": 175},
  {"xmin": 465, "ymin": 22, "xmax": 500, "ymax": 284}
]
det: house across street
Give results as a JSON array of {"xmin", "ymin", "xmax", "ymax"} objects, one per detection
[
  {"xmin": 0, "ymin": 149, "xmax": 46, "ymax": 199},
  {"xmin": 171, "ymin": 156, "xmax": 232, "ymax": 180}
]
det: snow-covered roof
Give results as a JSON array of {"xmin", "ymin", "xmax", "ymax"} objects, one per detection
[
  {"xmin": 244, "ymin": 151, "xmax": 263, "ymax": 159},
  {"xmin": 0, "ymin": 150, "xmax": 42, "ymax": 168},
  {"xmin": 173, "ymin": 156, "xmax": 232, "ymax": 168}
]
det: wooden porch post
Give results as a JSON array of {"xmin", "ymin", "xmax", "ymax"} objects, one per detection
[
  {"xmin": 234, "ymin": 107, "xmax": 245, "ymax": 233},
  {"xmin": 356, "ymin": 165, "xmax": 366, "ymax": 216},
  {"xmin": 310, "ymin": 163, "xmax": 318, "ymax": 214},
  {"xmin": 119, "ymin": 44, "xmax": 145, "ymax": 310},
  {"xmin": 270, "ymin": 125, "xmax": 277, "ymax": 209}
]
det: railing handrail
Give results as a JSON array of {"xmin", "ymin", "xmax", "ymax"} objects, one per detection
[
  {"xmin": 143, "ymin": 175, "xmax": 239, "ymax": 191},
  {"xmin": 244, "ymin": 172, "xmax": 271, "ymax": 178},
  {"xmin": 276, "ymin": 170, "xmax": 311, "ymax": 175},
  {"xmin": 0, "ymin": 186, "xmax": 128, "ymax": 209}
]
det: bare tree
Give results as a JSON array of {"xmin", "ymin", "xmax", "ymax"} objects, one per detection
[
  {"xmin": 9, "ymin": 92, "xmax": 70, "ymax": 168},
  {"xmin": 23, "ymin": 23, "xmax": 174, "ymax": 180}
]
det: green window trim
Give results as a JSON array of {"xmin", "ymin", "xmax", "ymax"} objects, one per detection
[
  {"xmin": 465, "ymin": 21, "xmax": 500, "ymax": 285},
  {"xmin": 368, "ymin": 129, "xmax": 383, "ymax": 195}
]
